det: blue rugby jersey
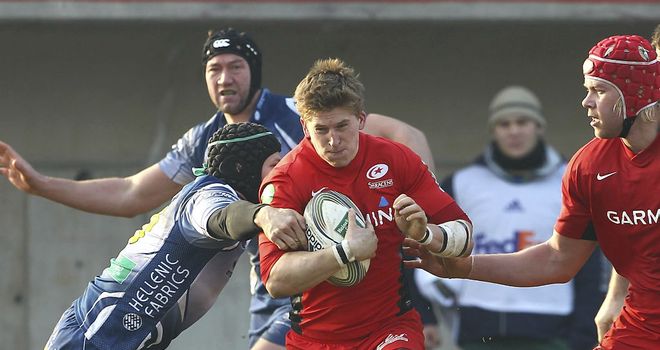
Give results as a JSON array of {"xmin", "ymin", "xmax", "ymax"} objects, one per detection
[
  {"xmin": 159, "ymin": 89, "xmax": 303, "ymax": 185},
  {"xmin": 73, "ymin": 176, "xmax": 244, "ymax": 349},
  {"xmin": 157, "ymin": 88, "xmax": 304, "ymax": 337}
]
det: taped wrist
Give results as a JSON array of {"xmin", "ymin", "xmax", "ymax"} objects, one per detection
[
  {"xmin": 416, "ymin": 226, "xmax": 434, "ymax": 245},
  {"xmin": 431, "ymin": 219, "xmax": 471, "ymax": 257},
  {"xmin": 332, "ymin": 240, "xmax": 356, "ymax": 266}
]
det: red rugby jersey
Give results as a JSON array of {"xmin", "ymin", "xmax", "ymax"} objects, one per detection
[
  {"xmin": 555, "ymin": 136, "xmax": 659, "ymax": 349},
  {"xmin": 258, "ymin": 132, "xmax": 468, "ymax": 342}
]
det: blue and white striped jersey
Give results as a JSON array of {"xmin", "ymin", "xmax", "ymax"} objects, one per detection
[
  {"xmin": 157, "ymin": 88, "xmax": 303, "ymax": 335},
  {"xmin": 159, "ymin": 89, "xmax": 303, "ymax": 185},
  {"xmin": 74, "ymin": 175, "xmax": 245, "ymax": 349}
]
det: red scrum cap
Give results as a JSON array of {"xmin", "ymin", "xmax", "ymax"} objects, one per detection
[{"xmin": 583, "ymin": 35, "xmax": 659, "ymax": 118}]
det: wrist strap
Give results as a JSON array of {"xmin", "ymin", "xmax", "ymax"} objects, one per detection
[
  {"xmin": 341, "ymin": 240, "xmax": 356, "ymax": 262},
  {"xmin": 417, "ymin": 226, "xmax": 434, "ymax": 246},
  {"xmin": 430, "ymin": 220, "xmax": 471, "ymax": 258},
  {"xmin": 333, "ymin": 240, "xmax": 357, "ymax": 266},
  {"xmin": 333, "ymin": 243, "xmax": 350, "ymax": 266}
]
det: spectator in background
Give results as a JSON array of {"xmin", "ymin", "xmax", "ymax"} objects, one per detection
[{"xmin": 415, "ymin": 86, "xmax": 604, "ymax": 350}]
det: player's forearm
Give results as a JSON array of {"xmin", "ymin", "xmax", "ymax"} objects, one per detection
[
  {"xmin": 33, "ymin": 164, "xmax": 180, "ymax": 217},
  {"xmin": 470, "ymin": 243, "xmax": 573, "ymax": 286},
  {"xmin": 265, "ymin": 249, "xmax": 341, "ymax": 298},
  {"xmin": 469, "ymin": 232, "xmax": 595, "ymax": 287},
  {"xmin": 36, "ymin": 176, "xmax": 149, "ymax": 217},
  {"xmin": 606, "ymin": 269, "xmax": 629, "ymax": 299},
  {"xmin": 595, "ymin": 268, "xmax": 628, "ymax": 342},
  {"xmin": 207, "ymin": 201, "xmax": 266, "ymax": 241}
]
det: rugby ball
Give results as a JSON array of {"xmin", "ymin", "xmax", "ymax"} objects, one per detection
[{"xmin": 304, "ymin": 189, "xmax": 370, "ymax": 287}]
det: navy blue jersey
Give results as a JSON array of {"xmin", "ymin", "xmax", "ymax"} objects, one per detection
[
  {"xmin": 157, "ymin": 88, "xmax": 303, "ymax": 345},
  {"xmin": 159, "ymin": 89, "xmax": 303, "ymax": 185},
  {"xmin": 54, "ymin": 176, "xmax": 244, "ymax": 349}
]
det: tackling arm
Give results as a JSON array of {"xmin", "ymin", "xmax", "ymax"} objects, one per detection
[
  {"xmin": 208, "ymin": 202, "xmax": 308, "ymax": 250},
  {"xmin": 470, "ymin": 231, "xmax": 596, "ymax": 286},
  {"xmin": 207, "ymin": 201, "xmax": 267, "ymax": 241},
  {"xmin": 406, "ymin": 231, "xmax": 596, "ymax": 286}
]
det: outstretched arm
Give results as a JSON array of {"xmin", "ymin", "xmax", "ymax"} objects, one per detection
[
  {"xmin": 595, "ymin": 268, "xmax": 628, "ymax": 342},
  {"xmin": 0, "ymin": 141, "xmax": 181, "ymax": 217},
  {"xmin": 363, "ymin": 113, "xmax": 435, "ymax": 171},
  {"xmin": 405, "ymin": 231, "xmax": 596, "ymax": 286}
]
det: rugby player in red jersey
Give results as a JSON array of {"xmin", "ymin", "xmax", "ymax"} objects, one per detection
[
  {"xmin": 258, "ymin": 58, "xmax": 473, "ymax": 350},
  {"xmin": 407, "ymin": 35, "xmax": 659, "ymax": 350},
  {"xmin": 594, "ymin": 25, "xmax": 660, "ymax": 344}
]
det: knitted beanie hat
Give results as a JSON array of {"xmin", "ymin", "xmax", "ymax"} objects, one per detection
[{"xmin": 489, "ymin": 86, "xmax": 545, "ymax": 127}]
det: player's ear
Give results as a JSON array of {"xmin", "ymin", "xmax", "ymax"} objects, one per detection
[
  {"xmin": 301, "ymin": 118, "xmax": 310, "ymax": 138},
  {"xmin": 357, "ymin": 111, "xmax": 367, "ymax": 130}
]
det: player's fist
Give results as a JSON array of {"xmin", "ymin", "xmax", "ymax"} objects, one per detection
[
  {"xmin": 257, "ymin": 206, "xmax": 307, "ymax": 250},
  {"xmin": 393, "ymin": 194, "xmax": 427, "ymax": 240},
  {"xmin": 344, "ymin": 209, "xmax": 377, "ymax": 261}
]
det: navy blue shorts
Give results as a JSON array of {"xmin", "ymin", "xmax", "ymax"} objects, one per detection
[
  {"xmin": 45, "ymin": 303, "xmax": 101, "ymax": 350},
  {"xmin": 248, "ymin": 303, "xmax": 291, "ymax": 348}
]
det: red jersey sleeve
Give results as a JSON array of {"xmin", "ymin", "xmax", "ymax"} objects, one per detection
[
  {"xmin": 554, "ymin": 149, "xmax": 595, "ymax": 240},
  {"xmin": 397, "ymin": 144, "xmax": 470, "ymax": 225},
  {"xmin": 258, "ymin": 232, "xmax": 284, "ymax": 285},
  {"xmin": 258, "ymin": 173, "xmax": 305, "ymax": 285}
]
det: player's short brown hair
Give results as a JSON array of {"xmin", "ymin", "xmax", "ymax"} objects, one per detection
[
  {"xmin": 652, "ymin": 24, "xmax": 660, "ymax": 51},
  {"xmin": 294, "ymin": 58, "xmax": 365, "ymax": 121}
]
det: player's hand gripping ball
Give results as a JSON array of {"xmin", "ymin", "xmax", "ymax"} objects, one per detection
[{"xmin": 304, "ymin": 189, "xmax": 370, "ymax": 287}]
